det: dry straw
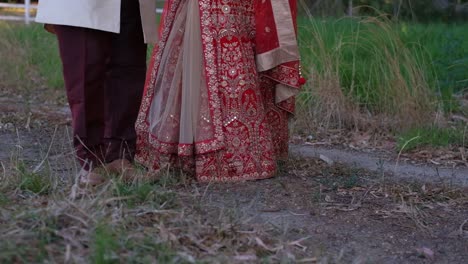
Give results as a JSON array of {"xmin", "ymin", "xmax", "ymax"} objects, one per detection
[{"xmin": 295, "ymin": 2, "xmax": 436, "ymax": 133}]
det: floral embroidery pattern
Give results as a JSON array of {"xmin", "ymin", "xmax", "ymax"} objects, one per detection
[{"xmin": 135, "ymin": 0, "xmax": 299, "ymax": 182}]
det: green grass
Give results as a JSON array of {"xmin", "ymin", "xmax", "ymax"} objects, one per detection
[
  {"xmin": 16, "ymin": 161, "xmax": 51, "ymax": 195},
  {"xmin": 113, "ymin": 181, "xmax": 177, "ymax": 208},
  {"xmin": 123, "ymin": 237, "xmax": 181, "ymax": 264},
  {"xmin": 397, "ymin": 126, "xmax": 467, "ymax": 151},
  {"xmin": 92, "ymin": 224, "xmax": 120, "ymax": 264},
  {"xmin": 317, "ymin": 166, "xmax": 364, "ymax": 191},
  {"xmin": 93, "ymin": 228, "xmax": 186, "ymax": 264},
  {"xmin": 0, "ymin": 193, "xmax": 9, "ymax": 206},
  {"xmin": 0, "ymin": 21, "xmax": 156, "ymax": 91},
  {"xmin": 297, "ymin": 17, "xmax": 468, "ymax": 115},
  {"xmin": 399, "ymin": 22, "xmax": 468, "ymax": 112},
  {"xmin": 0, "ymin": 21, "xmax": 62, "ymax": 90}
]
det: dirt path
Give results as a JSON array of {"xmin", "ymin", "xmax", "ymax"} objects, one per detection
[
  {"xmin": 201, "ymin": 175, "xmax": 468, "ymax": 263},
  {"xmin": 1, "ymin": 127, "xmax": 467, "ymax": 263},
  {"xmin": 2, "ymin": 127, "xmax": 467, "ymax": 187},
  {"xmin": 2, "ymin": 96, "xmax": 466, "ymax": 187},
  {"xmin": 1, "ymin": 97, "xmax": 467, "ymax": 263},
  {"xmin": 292, "ymin": 145, "xmax": 468, "ymax": 187}
]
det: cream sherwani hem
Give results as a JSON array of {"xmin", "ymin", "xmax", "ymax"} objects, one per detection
[{"xmin": 35, "ymin": 0, "xmax": 158, "ymax": 43}]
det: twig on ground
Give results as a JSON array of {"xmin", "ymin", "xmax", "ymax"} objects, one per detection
[
  {"xmin": 33, "ymin": 125, "xmax": 58, "ymax": 173},
  {"xmin": 459, "ymin": 219, "xmax": 468, "ymax": 235}
]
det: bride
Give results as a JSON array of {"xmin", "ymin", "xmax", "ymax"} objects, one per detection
[{"xmin": 135, "ymin": 0, "xmax": 303, "ymax": 182}]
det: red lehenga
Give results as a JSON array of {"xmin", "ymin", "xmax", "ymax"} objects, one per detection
[{"xmin": 135, "ymin": 0, "xmax": 302, "ymax": 182}]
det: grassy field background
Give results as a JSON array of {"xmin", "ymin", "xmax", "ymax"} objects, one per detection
[{"xmin": 298, "ymin": 17, "xmax": 468, "ymax": 110}]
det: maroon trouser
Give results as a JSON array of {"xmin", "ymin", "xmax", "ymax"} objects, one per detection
[{"xmin": 54, "ymin": 0, "xmax": 147, "ymax": 168}]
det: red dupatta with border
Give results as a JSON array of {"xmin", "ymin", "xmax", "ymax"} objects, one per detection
[{"xmin": 255, "ymin": 0, "xmax": 302, "ymax": 113}]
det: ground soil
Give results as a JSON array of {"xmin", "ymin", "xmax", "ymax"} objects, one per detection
[
  {"xmin": 292, "ymin": 145, "xmax": 468, "ymax": 187},
  {"xmin": 1, "ymin": 97, "xmax": 467, "ymax": 263},
  {"xmin": 198, "ymin": 175, "xmax": 468, "ymax": 263}
]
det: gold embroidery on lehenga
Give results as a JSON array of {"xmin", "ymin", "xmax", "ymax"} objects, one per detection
[{"xmin": 135, "ymin": 0, "xmax": 297, "ymax": 182}]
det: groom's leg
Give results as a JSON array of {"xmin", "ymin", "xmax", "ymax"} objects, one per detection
[
  {"xmin": 55, "ymin": 25, "xmax": 112, "ymax": 168},
  {"xmin": 103, "ymin": 0, "xmax": 147, "ymax": 163}
]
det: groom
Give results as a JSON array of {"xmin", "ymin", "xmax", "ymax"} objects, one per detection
[{"xmin": 36, "ymin": 0, "xmax": 159, "ymax": 185}]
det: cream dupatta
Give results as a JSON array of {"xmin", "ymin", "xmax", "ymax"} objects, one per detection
[{"xmin": 147, "ymin": 0, "xmax": 213, "ymax": 155}]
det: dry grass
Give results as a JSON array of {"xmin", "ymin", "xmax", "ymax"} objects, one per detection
[
  {"xmin": 1, "ymin": 130, "xmax": 467, "ymax": 263},
  {"xmin": 0, "ymin": 21, "xmax": 64, "ymax": 104},
  {"xmin": 0, "ymin": 177, "xmax": 318, "ymax": 263},
  {"xmin": 0, "ymin": 22, "xmax": 37, "ymax": 93},
  {"xmin": 295, "ymin": 2, "xmax": 438, "ymax": 133},
  {"xmin": 0, "ymin": 132, "xmax": 319, "ymax": 263}
]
